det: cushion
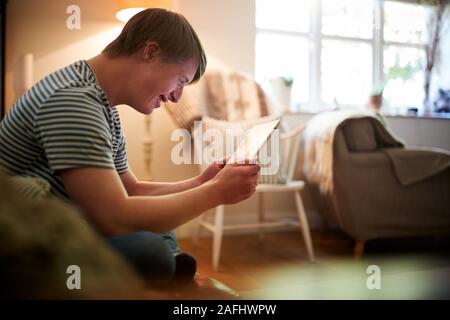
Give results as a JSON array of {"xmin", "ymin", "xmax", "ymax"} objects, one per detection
[{"xmin": 342, "ymin": 118, "xmax": 378, "ymax": 152}]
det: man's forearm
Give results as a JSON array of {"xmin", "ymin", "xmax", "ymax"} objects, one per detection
[
  {"xmin": 132, "ymin": 176, "xmax": 202, "ymax": 196},
  {"xmin": 60, "ymin": 165, "xmax": 257, "ymax": 236},
  {"xmin": 60, "ymin": 167, "xmax": 219, "ymax": 236},
  {"xmin": 117, "ymin": 180, "xmax": 220, "ymax": 234}
]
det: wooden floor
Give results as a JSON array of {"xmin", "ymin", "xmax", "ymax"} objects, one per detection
[
  {"xmin": 179, "ymin": 229, "xmax": 355, "ymax": 292},
  {"xmin": 178, "ymin": 229, "xmax": 450, "ymax": 298}
]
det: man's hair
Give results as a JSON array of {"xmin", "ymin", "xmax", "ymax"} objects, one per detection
[{"xmin": 103, "ymin": 8, "xmax": 207, "ymax": 83}]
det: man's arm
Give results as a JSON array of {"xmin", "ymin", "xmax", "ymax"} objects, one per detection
[
  {"xmin": 119, "ymin": 163, "xmax": 225, "ymax": 196},
  {"xmin": 119, "ymin": 169, "xmax": 202, "ymax": 196},
  {"xmin": 60, "ymin": 163, "xmax": 258, "ymax": 236}
]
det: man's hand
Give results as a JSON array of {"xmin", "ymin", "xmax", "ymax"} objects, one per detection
[
  {"xmin": 59, "ymin": 167, "xmax": 224, "ymax": 235},
  {"xmin": 209, "ymin": 161, "xmax": 260, "ymax": 205},
  {"xmin": 197, "ymin": 161, "xmax": 226, "ymax": 184},
  {"xmin": 58, "ymin": 162, "xmax": 259, "ymax": 235}
]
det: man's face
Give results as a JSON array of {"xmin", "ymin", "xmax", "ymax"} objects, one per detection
[{"xmin": 130, "ymin": 57, "xmax": 197, "ymax": 115}]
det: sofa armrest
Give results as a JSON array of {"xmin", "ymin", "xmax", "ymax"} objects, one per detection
[{"xmin": 346, "ymin": 150, "xmax": 392, "ymax": 167}]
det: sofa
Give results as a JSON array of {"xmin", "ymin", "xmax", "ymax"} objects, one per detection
[{"xmin": 301, "ymin": 114, "xmax": 450, "ymax": 254}]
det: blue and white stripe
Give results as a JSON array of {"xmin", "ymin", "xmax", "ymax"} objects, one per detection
[{"xmin": 0, "ymin": 60, "xmax": 128, "ymax": 200}]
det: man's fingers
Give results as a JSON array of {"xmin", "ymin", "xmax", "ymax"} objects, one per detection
[
  {"xmin": 213, "ymin": 160, "xmax": 226, "ymax": 168},
  {"xmin": 226, "ymin": 158, "xmax": 258, "ymax": 167},
  {"xmin": 241, "ymin": 158, "xmax": 258, "ymax": 166},
  {"xmin": 213, "ymin": 157, "xmax": 230, "ymax": 167},
  {"xmin": 244, "ymin": 158, "xmax": 258, "ymax": 165},
  {"xmin": 216, "ymin": 162, "xmax": 226, "ymax": 168},
  {"xmin": 237, "ymin": 164, "xmax": 261, "ymax": 178}
]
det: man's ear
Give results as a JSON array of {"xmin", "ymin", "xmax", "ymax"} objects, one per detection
[{"xmin": 142, "ymin": 42, "xmax": 160, "ymax": 62}]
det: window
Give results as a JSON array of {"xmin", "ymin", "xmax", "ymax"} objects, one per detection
[
  {"xmin": 382, "ymin": 1, "xmax": 428, "ymax": 112},
  {"xmin": 255, "ymin": 0, "xmax": 311, "ymax": 105},
  {"xmin": 255, "ymin": 0, "xmax": 429, "ymax": 113},
  {"xmin": 255, "ymin": 33, "xmax": 310, "ymax": 104},
  {"xmin": 321, "ymin": 40, "xmax": 372, "ymax": 106}
]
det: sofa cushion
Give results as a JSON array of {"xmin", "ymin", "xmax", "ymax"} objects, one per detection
[{"xmin": 342, "ymin": 118, "xmax": 378, "ymax": 152}]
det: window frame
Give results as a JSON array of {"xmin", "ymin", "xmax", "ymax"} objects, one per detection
[{"xmin": 255, "ymin": 0, "xmax": 428, "ymax": 112}]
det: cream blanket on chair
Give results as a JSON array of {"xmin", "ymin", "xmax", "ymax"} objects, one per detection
[
  {"xmin": 164, "ymin": 59, "xmax": 273, "ymax": 129},
  {"xmin": 302, "ymin": 109, "xmax": 376, "ymax": 194}
]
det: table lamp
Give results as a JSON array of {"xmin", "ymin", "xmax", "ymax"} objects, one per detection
[{"xmin": 116, "ymin": 0, "xmax": 176, "ymax": 22}]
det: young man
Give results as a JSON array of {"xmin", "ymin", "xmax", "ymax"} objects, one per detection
[{"xmin": 0, "ymin": 9, "xmax": 259, "ymax": 282}]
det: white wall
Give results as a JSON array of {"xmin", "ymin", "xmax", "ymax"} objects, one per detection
[
  {"xmin": 385, "ymin": 116, "xmax": 450, "ymax": 150},
  {"xmin": 178, "ymin": 0, "xmax": 255, "ymax": 75},
  {"xmin": 285, "ymin": 113, "xmax": 450, "ymax": 151},
  {"xmin": 5, "ymin": 0, "xmax": 257, "ymax": 180},
  {"xmin": 5, "ymin": 0, "xmax": 146, "ymax": 179}
]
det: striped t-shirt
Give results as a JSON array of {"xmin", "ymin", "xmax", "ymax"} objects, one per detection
[{"xmin": 0, "ymin": 60, "xmax": 128, "ymax": 200}]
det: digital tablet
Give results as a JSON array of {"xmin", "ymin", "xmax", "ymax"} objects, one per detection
[{"xmin": 226, "ymin": 119, "xmax": 280, "ymax": 164}]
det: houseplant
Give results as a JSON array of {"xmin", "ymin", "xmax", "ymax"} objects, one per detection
[{"xmin": 269, "ymin": 75, "xmax": 294, "ymax": 113}]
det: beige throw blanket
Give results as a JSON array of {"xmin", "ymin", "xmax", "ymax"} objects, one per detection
[
  {"xmin": 302, "ymin": 109, "xmax": 376, "ymax": 194},
  {"xmin": 164, "ymin": 63, "xmax": 272, "ymax": 129},
  {"xmin": 383, "ymin": 147, "xmax": 450, "ymax": 186},
  {"xmin": 302, "ymin": 108, "xmax": 407, "ymax": 193}
]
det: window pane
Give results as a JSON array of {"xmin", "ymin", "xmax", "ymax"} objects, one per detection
[
  {"xmin": 383, "ymin": 46, "xmax": 425, "ymax": 109},
  {"xmin": 322, "ymin": 0, "xmax": 374, "ymax": 39},
  {"xmin": 255, "ymin": 32, "xmax": 309, "ymax": 105},
  {"xmin": 256, "ymin": 0, "xmax": 310, "ymax": 33},
  {"xmin": 384, "ymin": 1, "xmax": 428, "ymax": 44},
  {"xmin": 321, "ymin": 40, "xmax": 372, "ymax": 106}
]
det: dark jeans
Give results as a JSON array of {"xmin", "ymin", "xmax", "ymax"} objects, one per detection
[{"xmin": 106, "ymin": 231, "xmax": 181, "ymax": 281}]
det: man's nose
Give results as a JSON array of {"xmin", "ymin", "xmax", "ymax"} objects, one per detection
[{"xmin": 169, "ymin": 86, "xmax": 184, "ymax": 103}]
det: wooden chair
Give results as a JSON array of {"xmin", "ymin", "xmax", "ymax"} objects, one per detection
[{"xmin": 193, "ymin": 118, "xmax": 315, "ymax": 271}]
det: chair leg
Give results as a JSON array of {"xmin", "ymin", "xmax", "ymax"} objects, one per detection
[
  {"xmin": 192, "ymin": 213, "xmax": 205, "ymax": 248},
  {"xmin": 294, "ymin": 191, "xmax": 315, "ymax": 262},
  {"xmin": 257, "ymin": 192, "xmax": 265, "ymax": 242},
  {"xmin": 354, "ymin": 240, "xmax": 365, "ymax": 258},
  {"xmin": 212, "ymin": 205, "xmax": 224, "ymax": 272}
]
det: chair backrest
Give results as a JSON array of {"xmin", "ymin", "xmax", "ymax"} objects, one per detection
[
  {"xmin": 194, "ymin": 116, "xmax": 305, "ymax": 185},
  {"xmin": 201, "ymin": 70, "xmax": 272, "ymax": 121},
  {"xmin": 164, "ymin": 67, "xmax": 275, "ymax": 130},
  {"xmin": 271, "ymin": 121, "xmax": 306, "ymax": 184},
  {"xmin": 283, "ymin": 124, "xmax": 303, "ymax": 183},
  {"xmin": 193, "ymin": 114, "xmax": 279, "ymax": 166},
  {"xmin": 188, "ymin": 63, "xmax": 306, "ymax": 184}
]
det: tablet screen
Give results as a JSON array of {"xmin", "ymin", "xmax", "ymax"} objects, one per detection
[{"xmin": 227, "ymin": 119, "xmax": 280, "ymax": 164}]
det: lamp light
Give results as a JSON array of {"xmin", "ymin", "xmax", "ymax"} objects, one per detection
[{"xmin": 116, "ymin": 0, "xmax": 176, "ymax": 22}]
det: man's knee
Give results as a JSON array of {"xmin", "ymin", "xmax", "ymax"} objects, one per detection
[{"xmin": 107, "ymin": 231, "xmax": 176, "ymax": 281}]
